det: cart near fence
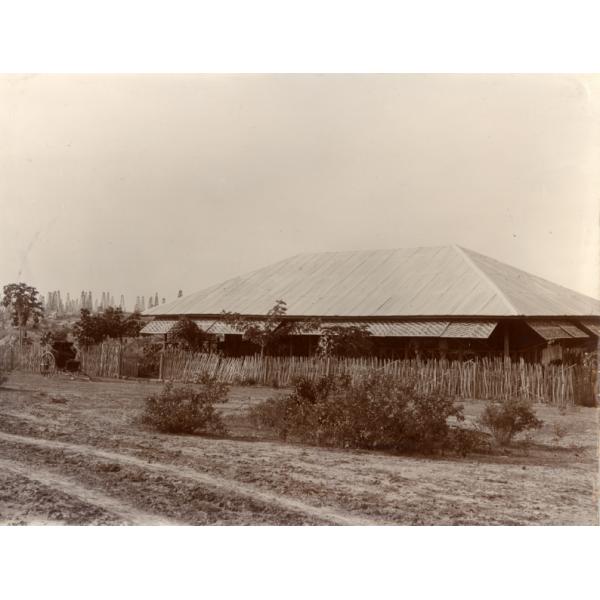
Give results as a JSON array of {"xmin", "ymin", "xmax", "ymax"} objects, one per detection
[{"xmin": 0, "ymin": 344, "xmax": 57, "ymax": 375}]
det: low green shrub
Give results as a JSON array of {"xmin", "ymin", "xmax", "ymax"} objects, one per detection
[
  {"xmin": 250, "ymin": 373, "xmax": 481, "ymax": 455},
  {"xmin": 142, "ymin": 381, "xmax": 229, "ymax": 434},
  {"xmin": 477, "ymin": 397, "xmax": 543, "ymax": 446}
]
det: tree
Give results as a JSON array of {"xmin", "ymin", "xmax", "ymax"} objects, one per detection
[
  {"xmin": 222, "ymin": 299, "xmax": 318, "ymax": 357},
  {"xmin": 170, "ymin": 317, "xmax": 208, "ymax": 351},
  {"xmin": 73, "ymin": 307, "xmax": 143, "ymax": 347},
  {"xmin": 1, "ymin": 283, "xmax": 44, "ymax": 346},
  {"xmin": 102, "ymin": 306, "xmax": 143, "ymax": 339},
  {"xmin": 318, "ymin": 324, "xmax": 373, "ymax": 357},
  {"xmin": 72, "ymin": 309, "xmax": 102, "ymax": 346}
]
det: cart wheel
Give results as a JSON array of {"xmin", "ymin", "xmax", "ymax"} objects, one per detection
[{"xmin": 40, "ymin": 350, "xmax": 56, "ymax": 375}]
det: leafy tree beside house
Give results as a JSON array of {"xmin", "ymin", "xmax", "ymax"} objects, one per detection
[
  {"xmin": 1, "ymin": 283, "xmax": 44, "ymax": 346},
  {"xmin": 318, "ymin": 324, "xmax": 373, "ymax": 358},
  {"xmin": 170, "ymin": 317, "xmax": 208, "ymax": 351},
  {"xmin": 222, "ymin": 299, "xmax": 318, "ymax": 357},
  {"xmin": 73, "ymin": 307, "xmax": 143, "ymax": 347}
]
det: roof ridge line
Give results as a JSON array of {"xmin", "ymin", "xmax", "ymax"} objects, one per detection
[{"xmin": 452, "ymin": 245, "xmax": 519, "ymax": 316}]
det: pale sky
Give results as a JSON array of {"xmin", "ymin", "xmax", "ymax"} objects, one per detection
[{"xmin": 1, "ymin": 74, "xmax": 599, "ymax": 308}]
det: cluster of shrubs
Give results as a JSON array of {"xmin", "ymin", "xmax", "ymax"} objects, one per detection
[
  {"xmin": 250, "ymin": 373, "xmax": 486, "ymax": 455},
  {"xmin": 141, "ymin": 371, "xmax": 544, "ymax": 455},
  {"xmin": 250, "ymin": 373, "xmax": 545, "ymax": 454},
  {"xmin": 141, "ymin": 380, "xmax": 229, "ymax": 434}
]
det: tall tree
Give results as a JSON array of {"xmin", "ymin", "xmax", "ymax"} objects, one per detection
[
  {"xmin": 73, "ymin": 307, "xmax": 143, "ymax": 347},
  {"xmin": 1, "ymin": 283, "xmax": 44, "ymax": 346}
]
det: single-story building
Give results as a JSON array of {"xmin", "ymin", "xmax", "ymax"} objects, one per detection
[{"xmin": 141, "ymin": 245, "xmax": 600, "ymax": 363}]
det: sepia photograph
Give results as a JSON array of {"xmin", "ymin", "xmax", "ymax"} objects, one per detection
[{"xmin": 1, "ymin": 73, "xmax": 598, "ymax": 527}]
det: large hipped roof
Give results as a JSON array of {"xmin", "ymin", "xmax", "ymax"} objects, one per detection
[{"xmin": 145, "ymin": 245, "xmax": 600, "ymax": 318}]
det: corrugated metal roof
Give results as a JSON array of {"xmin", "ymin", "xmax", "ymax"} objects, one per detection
[
  {"xmin": 272, "ymin": 319, "xmax": 497, "ymax": 338},
  {"xmin": 193, "ymin": 320, "xmax": 239, "ymax": 335},
  {"xmin": 441, "ymin": 321, "xmax": 497, "ymax": 339},
  {"xmin": 579, "ymin": 319, "xmax": 600, "ymax": 337},
  {"xmin": 296, "ymin": 320, "xmax": 450, "ymax": 337},
  {"xmin": 464, "ymin": 249, "xmax": 600, "ymax": 317},
  {"xmin": 141, "ymin": 319, "xmax": 239, "ymax": 336},
  {"xmin": 526, "ymin": 320, "xmax": 589, "ymax": 340},
  {"xmin": 557, "ymin": 323, "xmax": 590, "ymax": 339},
  {"xmin": 369, "ymin": 321, "xmax": 450, "ymax": 337},
  {"xmin": 140, "ymin": 320, "xmax": 177, "ymax": 335},
  {"xmin": 144, "ymin": 245, "xmax": 600, "ymax": 318}
]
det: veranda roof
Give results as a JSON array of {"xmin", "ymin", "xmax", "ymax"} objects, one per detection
[
  {"xmin": 579, "ymin": 319, "xmax": 600, "ymax": 337},
  {"xmin": 525, "ymin": 320, "xmax": 589, "ymax": 341},
  {"xmin": 139, "ymin": 320, "xmax": 177, "ymax": 335},
  {"xmin": 142, "ymin": 318, "xmax": 499, "ymax": 339}
]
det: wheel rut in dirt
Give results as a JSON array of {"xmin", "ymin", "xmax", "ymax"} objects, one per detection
[
  {"xmin": 0, "ymin": 430, "xmax": 379, "ymax": 526},
  {"xmin": 0, "ymin": 457, "xmax": 178, "ymax": 525}
]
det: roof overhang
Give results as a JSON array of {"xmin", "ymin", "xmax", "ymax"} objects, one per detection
[
  {"xmin": 140, "ymin": 320, "xmax": 178, "ymax": 335},
  {"xmin": 578, "ymin": 319, "xmax": 600, "ymax": 337},
  {"xmin": 140, "ymin": 318, "xmax": 499, "ymax": 339},
  {"xmin": 291, "ymin": 320, "xmax": 498, "ymax": 339},
  {"xmin": 526, "ymin": 320, "xmax": 589, "ymax": 341},
  {"xmin": 140, "ymin": 319, "xmax": 240, "ymax": 336},
  {"xmin": 142, "ymin": 317, "xmax": 597, "ymax": 342}
]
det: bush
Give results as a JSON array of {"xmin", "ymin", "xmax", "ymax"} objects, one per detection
[
  {"xmin": 171, "ymin": 317, "xmax": 208, "ymax": 351},
  {"xmin": 250, "ymin": 373, "xmax": 479, "ymax": 454},
  {"xmin": 449, "ymin": 427, "xmax": 491, "ymax": 457},
  {"xmin": 138, "ymin": 344, "xmax": 162, "ymax": 378},
  {"xmin": 478, "ymin": 397, "xmax": 543, "ymax": 446},
  {"xmin": 318, "ymin": 325, "xmax": 374, "ymax": 357},
  {"xmin": 142, "ymin": 381, "xmax": 229, "ymax": 434}
]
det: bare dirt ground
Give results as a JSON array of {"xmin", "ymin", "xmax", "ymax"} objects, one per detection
[{"xmin": 0, "ymin": 372, "xmax": 597, "ymax": 525}]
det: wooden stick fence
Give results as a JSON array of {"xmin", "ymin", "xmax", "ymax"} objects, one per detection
[
  {"xmin": 1, "ymin": 343, "xmax": 597, "ymax": 406},
  {"xmin": 0, "ymin": 344, "xmax": 56, "ymax": 375},
  {"xmin": 159, "ymin": 349, "xmax": 597, "ymax": 406}
]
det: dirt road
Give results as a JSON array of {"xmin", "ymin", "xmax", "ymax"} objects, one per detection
[{"xmin": 0, "ymin": 372, "xmax": 598, "ymax": 525}]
